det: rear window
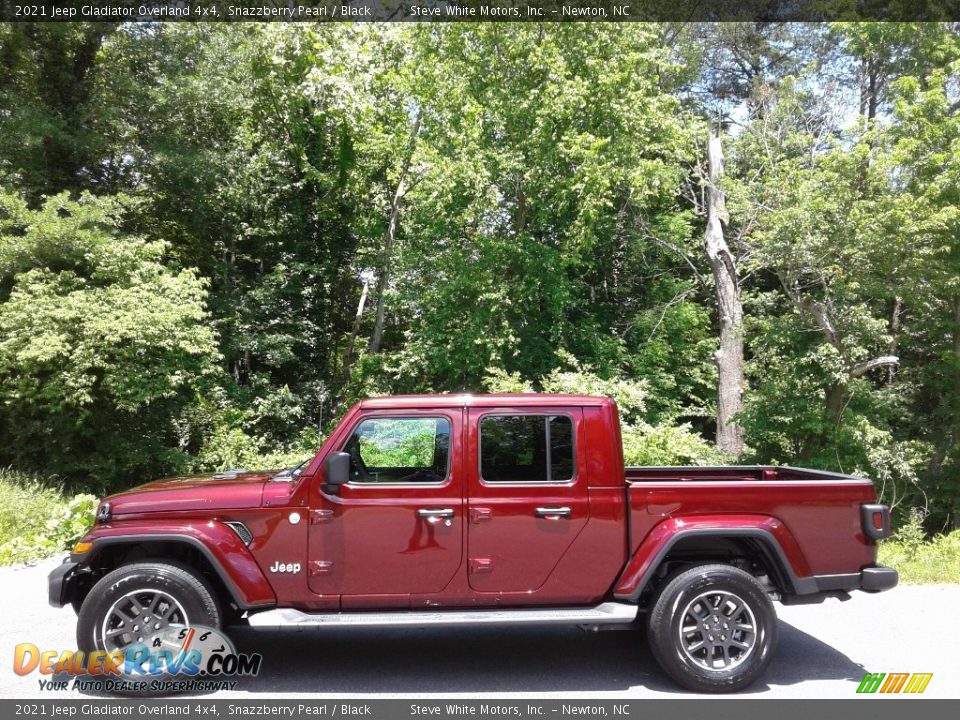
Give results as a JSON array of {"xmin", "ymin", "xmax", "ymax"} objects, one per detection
[{"xmin": 480, "ymin": 414, "xmax": 574, "ymax": 483}]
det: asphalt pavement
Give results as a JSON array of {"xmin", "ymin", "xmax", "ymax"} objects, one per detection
[{"xmin": 3, "ymin": 557, "xmax": 958, "ymax": 699}]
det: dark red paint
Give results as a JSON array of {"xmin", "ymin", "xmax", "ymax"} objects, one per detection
[{"xmin": 78, "ymin": 394, "xmax": 886, "ymax": 611}]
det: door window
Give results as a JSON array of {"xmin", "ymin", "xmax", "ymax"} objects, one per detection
[
  {"xmin": 342, "ymin": 416, "xmax": 451, "ymax": 484},
  {"xmin": 479, "ymin": 414, "xmax": 574, "ymax": 483}
]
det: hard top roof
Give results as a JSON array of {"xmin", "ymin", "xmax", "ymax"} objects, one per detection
[{"xmin": 359, "ymin": 393, "xmax": 615, "ymax": 410}]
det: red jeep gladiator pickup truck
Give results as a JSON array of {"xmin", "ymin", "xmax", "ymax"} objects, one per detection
[{"xmin": 50, "ymin": 394, "xmax": 897, "ymax": 692}]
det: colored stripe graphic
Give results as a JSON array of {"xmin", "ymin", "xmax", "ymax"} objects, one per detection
[
  {"xmin": 180, "ymin": 627, "xmax": 196, "ymax": 654},
  {"xmin": 857, "ymin": 672, "xmax": 932, "ymax": 694},
  {"xmin": 881, "ymin": 673, "xmax": 909, "ymax": 693},
  {"xmin": 857, "ymin": 673, "xmax": 886, "ymax": 693},
  {"xmin": 903, "ymin": 674, "xmax": 933, "ymax": 694}
]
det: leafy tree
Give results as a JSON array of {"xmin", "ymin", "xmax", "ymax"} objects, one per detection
[
  {"xmin": 0, "ymin": 192, "xmax": 219, "ymax": 486},
  {"xmin": 0, "ymin": 22, "xmax": 957, "ymax": 532},
  {"xmin": 0, "ymin": 23, "xmax": 119, "ymax": 201},
  {"xmin": 355, "ymin": 25, "xmax": 701, "ymax": 399},
  {"xmin": 726, "ymin": 22, "xmax": 960, "ymax": 522}
]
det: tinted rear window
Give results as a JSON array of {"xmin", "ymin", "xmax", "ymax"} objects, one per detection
[{"xmin": 480, "ymin": 414, "xmax": 574, "ymax": 483}]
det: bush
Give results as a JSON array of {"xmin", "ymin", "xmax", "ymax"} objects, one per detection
[
  {"xmin": 622, "ymin": 422, "xmax": 729, "ymax": 467},
  {"xmin": 0, "ymin": 192, "xmax": 220, "ymax": 488},
  {"xmin": 0, "ymin": 468, "xmax": 97, "ymax": 565},
  {"xmin": 878, "ymin": 509, "xmax": 960, "ymax": 584},
  {"xmin": 193, "ymin": 415, "xmax": 319, "ymax": 473},
  {"xmin": 484, "ymin": 361, "xmax": 651, "ymax": 422},
  {"xmin": 485, "ymin": 364, "xmax": 726, "ymax": 467}
]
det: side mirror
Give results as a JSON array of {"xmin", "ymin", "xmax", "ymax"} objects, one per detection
[{"xmin": 324, "ymin": 451, "xmax": 351, "ymax": 490}]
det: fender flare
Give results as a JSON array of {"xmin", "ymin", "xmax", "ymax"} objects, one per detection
[
  {"xmin": 77, "ymin": 528, "xmax": 276, "ymax": 610},
  {"xmin": 614, "ymin": 517, "xmax": 818, "ymax": 601}
]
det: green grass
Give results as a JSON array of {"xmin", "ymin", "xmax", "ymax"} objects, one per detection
[
  {"xmin": 879, "ymin": 530, "xmax": 960, "ymax": 584},
  {"xmin": 0, "ymin": 468, "xmax": 97, "ymax": 565}
]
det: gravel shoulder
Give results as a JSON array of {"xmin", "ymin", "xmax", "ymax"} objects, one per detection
[{"xmin": 3, "ymin": 557, "xmax": 958, "ymax": 699}]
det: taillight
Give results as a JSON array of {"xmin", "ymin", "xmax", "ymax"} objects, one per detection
[{"xmin": 860, "ymin": 503, "xmax": 891, "ymax": 541}]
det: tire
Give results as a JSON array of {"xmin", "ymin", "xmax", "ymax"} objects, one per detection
[
  {"xmin": 77, "ymin": 560, "xmax": 221, "ymax": 664},
  {"xmin": 646, "ymin": 563, "xmax": 778, "ymax": 693}
]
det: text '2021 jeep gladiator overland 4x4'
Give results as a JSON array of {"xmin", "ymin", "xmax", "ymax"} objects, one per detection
[{"xmin": 50, "ymin": 394, "xmax": 897, "ymax": 692}]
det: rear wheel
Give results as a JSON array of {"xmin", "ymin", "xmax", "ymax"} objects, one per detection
[{"xmin": 647, "ymin": 563, "xmax": 778, "ymax": 693}]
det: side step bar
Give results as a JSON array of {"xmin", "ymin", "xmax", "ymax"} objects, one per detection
[{"xmin": 247, "ymin": 602, "xmax": 638, "ymax": 629}]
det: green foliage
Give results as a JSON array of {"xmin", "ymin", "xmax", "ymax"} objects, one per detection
[
  {"xmin": 878, "ymin": 510, "xmax": 960, "ymax": 583},
  {"xmin": 188, "ymin": 387, "xmax": 321, "ymax": 472},
  {"xmin": 622, "ymin": 280, "xmax": 717, "ymax": 423},
  {"xmin": 358, "ymin": 419, "xmax": 438, "ymax": 468},
  {"xmin": 541, "ymin": 359, "xmax": 651, "ymax": 424},
  {"xmin": 725, "ymin": 24, "xmax": 960, "ymax": 527},
  {"xmin": 739, "ymin": 295, "xmax": 931, "ymax": 513},
  {"xmin": 485, "ymin": 362, "xmax": 650, "ymax": 422},
  {"xmin": 0, "ymin": 23, "xmax": 958, "ymax": 535},
  {"xmin": 0, "ymin": 192, "xmax": 219, "ymax": 486},
  {"xmin": 482, "ymin": 368, "xmax": 535, "ymax": 395},
  {"xmin": 0, "ymin": 24, "xmax": 117, "ymax": 201},
  {"xmin": 622, "ymin": 422, "xmax": 728, "ymax": 467},
  {"xmin": 486, "ymin": 364, "xmax": 726, "ymax": 467},
  {"xmin": 0, "ymin": 468, "xmax": 97, "ymax": 565},
  {"xmin": 375, "ymin": 24, "xmax": 696, "ymax": 393}
]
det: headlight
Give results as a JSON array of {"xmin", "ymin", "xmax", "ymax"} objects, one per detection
[{"xmin": 95, "ymin": 501, "xmax": 112, "ymax": 523}]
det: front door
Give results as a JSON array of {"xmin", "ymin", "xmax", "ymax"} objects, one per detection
[
  {"xmin": 308, "ymin": 409, "xmax": 463, "ymax": 605},
  {"xmin": 466, "ymin": 407, "xmax": 588, "ymax": 593}
]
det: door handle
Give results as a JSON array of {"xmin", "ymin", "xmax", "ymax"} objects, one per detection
[
  {"xmin": 417, "ymin": 508, "xmax": 455, "ymax": 519},
  {"xmin": 535, "ymin": 506, "xmax": 572, "ymax": 519},
  {"xmin": 470, "ymin": 507, "xmax": 493, "ymax": 524}
]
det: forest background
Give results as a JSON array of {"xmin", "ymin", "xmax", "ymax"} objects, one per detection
[{"xmin": 1, "ymin": 22, "xmax": 959, "ymax": 568}]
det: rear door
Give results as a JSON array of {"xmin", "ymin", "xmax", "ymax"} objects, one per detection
[
  {"xmin": 308, "ymin": 409, "xmax": 463, "ymax": 605},
  {"xmin": 466, "ymin": 407, "xmax": 588, "ymax": 593}
]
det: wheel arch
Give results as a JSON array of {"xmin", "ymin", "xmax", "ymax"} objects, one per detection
[
  {"xmin": 614, "ymin": 519, "xmax": 817, "ymax": 604},
  {"xmin": 76, "ymin": 532, "xmax": 276, "ymax": 613}
]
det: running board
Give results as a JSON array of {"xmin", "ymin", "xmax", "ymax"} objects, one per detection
[{"xmin": 247, "ymin": 602, "xmax": 637, "ymax": 629}]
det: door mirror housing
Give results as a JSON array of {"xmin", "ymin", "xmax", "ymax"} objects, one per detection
[{"xmin": 324, "ymin": 451, "xmax": 351, "ymax": 489}]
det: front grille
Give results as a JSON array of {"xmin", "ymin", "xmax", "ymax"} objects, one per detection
[{"xmin": 224, "ymin": 521, "xmax": 253, "ymax": 546}]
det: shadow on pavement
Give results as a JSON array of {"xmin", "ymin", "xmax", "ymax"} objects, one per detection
[
  {"xmin": 215, "ymin": 618, "xmax": 865, "ymax": 696},
  {"xmin": 228, "ymin": 624, "xmax": 659, "ymax": 694},
  {"xmin": 758, "ymin": 620, "xmax": 866, "ymax": 690}
]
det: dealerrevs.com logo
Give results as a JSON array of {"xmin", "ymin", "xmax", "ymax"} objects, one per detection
[
  {"xmin": 14, "ymin": 625, "xmax": 262, "ymax": 694},
  {"xmin": 856, "ymin": 672, "xmax": 933, "ymax": 694}
]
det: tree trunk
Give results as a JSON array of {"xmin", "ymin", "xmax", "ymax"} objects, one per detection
[
  {"xmin": 887, "ymin": 296, "xmax": 902, "ymax": 384},
  {"xmin": 954, "ymin": 295, "xmax": 960, "ymax": 356},
  {"xmin": 704, "ymin": 125, "xmax": 745, "ymax": 455},
  {"xmin": 341, "ymin": 273, "xmax": 371, "ymax": 381},
  {"xmin": 368, "ymin": 180, "xmax": 405, "ymax": 354},
  {"xmin": 369, "ymin": 112, "xmax": 422, "ymax": 354}
]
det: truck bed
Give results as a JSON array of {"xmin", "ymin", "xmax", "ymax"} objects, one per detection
[{"xmin": 624, "ymin": 464, "xmax": 878, "ymax": 578}]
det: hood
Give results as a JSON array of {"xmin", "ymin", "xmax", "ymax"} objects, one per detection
[{"xmin": 104, "ymin": 470, "xmax": 275, "ymax": 516}]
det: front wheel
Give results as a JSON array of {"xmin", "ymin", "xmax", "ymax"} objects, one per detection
[
  {"xmin": 77, "ymin": 560, "xmax": 221, "ymax": 656},
  {"xmin": 647, "ymin": 564, "xmax": 778, "ymax": 693}
]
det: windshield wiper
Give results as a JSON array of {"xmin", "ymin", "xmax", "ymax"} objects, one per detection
[{"xmin": 272, "ymin": 458, "xmax": 310, "ymax": 481}]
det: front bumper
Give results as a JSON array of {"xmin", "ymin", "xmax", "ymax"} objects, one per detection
[{"xmin": 48, "ymin": 558, "xmax": 80, "ymax": 608}]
